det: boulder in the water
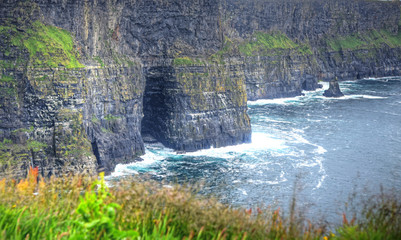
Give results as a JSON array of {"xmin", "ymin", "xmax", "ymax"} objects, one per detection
[{"xmin": 323, "ymin": 79, "xmax": 344, "ymax": 97}]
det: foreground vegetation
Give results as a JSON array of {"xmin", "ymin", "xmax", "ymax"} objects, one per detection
[{"xmin": 0, "ymin": 168, "xmax": 400, "ymax": 239}]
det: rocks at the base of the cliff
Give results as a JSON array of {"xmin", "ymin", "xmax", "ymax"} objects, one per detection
[{"xmin": 323, "ymin": 79, "xmax": 344, "ymax": 98}]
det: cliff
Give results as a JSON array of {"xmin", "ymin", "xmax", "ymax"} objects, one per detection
[
  {"xmin": 221, "ymin": 0, "xmax": 401, "ymax": 99},
  {"xmin": 1, "ymin": 0, "xmax": 400, "ymax": 177}
]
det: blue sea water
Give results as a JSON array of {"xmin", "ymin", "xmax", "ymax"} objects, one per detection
[{"xmin": 108, "ymin": 77, "xmax": 401, "ymax": 224}]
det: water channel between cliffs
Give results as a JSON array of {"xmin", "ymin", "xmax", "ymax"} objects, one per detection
[{"xmin": 109, "ymin": 77, "xmax": 401, "ymax": 224}]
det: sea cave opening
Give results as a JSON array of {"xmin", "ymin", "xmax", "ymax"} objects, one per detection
[{"xmin": 141, "ymin": 67, "xmax": 174, "ymax": 145}]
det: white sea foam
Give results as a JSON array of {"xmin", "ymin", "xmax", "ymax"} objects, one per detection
[
  {"xmin": 320, "ymin": 81, "xmax": 330, "ymax": 89},
  {"xmin": 247, "ymin": 81, "xmax": 335, "ymax": 107},
  {"xmin": 109, "ymin": 144, "xmax": 175, "ymax": 178},
  {"xmin": 247, "ymin": 177, "xmax": 285, "ymax": 185},
  {"xmin": 314, "ymin": 146, "xmax": 327, "ymax": 155},
  {"xmin": 247, "ymin": 96, "xmax": 302, "ymax": 106},
  {"xmin": 313, "ymin": 155, "xmax": 327, "ymax": 189},
  {"xmin": 363, "ymin": 76, "xmax": 401, "ymax": 81},
  {"xmin": 315, "ymin": 94, "xmax": 387, "ymax": 100},
  {"xmin": 265, "ymin": 180, "xmax": 280, "ymax": 185},
  {"xmin": 108, "ymin": 165, "xmax": 138, "ymax": 179},
  {"xmin": 110, "ymin": 131, "xmax": 290, "ymax": 179},
  {"xmin": 182, "ymin": 132, "xmax": 286, "ymax": 159},
  {"xmin": 258, "ymin": 116, "xmax": 291, "ymax": 124},
  {"xmin": 315, "ymin": 174, "xmax": 326, "ymax": 189},
  {"xmin": 284, "ymin": 128, "xmax": 327, "ymax": 189},
  {"xmin": 239, "ymin": 188, "xmax": 248, "ymax": 195},
  {"xmin": 248, "ymin": 79, "xmax": 390, "ymax": 107},
  {"xmin": 359, "ymin": 95, "xmax": 387, "ymax": 99}
]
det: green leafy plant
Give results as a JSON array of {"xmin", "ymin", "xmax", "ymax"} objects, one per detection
[{"xmin": 71, "ymin": 172, "xmax": 139, "ymax": 239}]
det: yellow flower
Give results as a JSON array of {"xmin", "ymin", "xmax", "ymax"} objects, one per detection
[
  {"xmin": 12, "ymin": 204, "xmax": 16, "ymax": 208},
  {"xmin": 323, "ymin": 236, "xmax": 328, "ymax": 240}
]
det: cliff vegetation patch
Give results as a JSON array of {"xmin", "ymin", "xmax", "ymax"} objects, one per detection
[
  {"xmin": 239, "ymin": 31, "xmax": 312, "ymax": 56},
  {"xmin": 326, "ymin": 30, "xmax": 401, "ymax": 52},
  {"xmin": 0, "ymin": 21, "xmax": 84, "ymax": 69}
]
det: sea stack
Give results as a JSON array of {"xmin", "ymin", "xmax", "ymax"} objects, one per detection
[{"xmin": 323, "ymin": 78, "xmax": 344, "ymax": 97}]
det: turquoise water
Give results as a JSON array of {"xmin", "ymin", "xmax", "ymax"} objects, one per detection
[{"xmin": 109, "ymin": 77, "xmax": 401, "ymax": 224}]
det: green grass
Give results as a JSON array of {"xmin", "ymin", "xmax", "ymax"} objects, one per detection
[
  {"xmin": 0, "ymin": 21, "xmax": 84, "ymax": 68},
  {"xmin": 91, "ymin": 115, "xmax": 100, "ymax": 124},
  {"xmin": 0, "ymin": 75, "xmax": 14, "ymax": 83},
  {"xmin": 26, "ymin": 140, "xmax": 47, "ymax": 153},
  {"xmin": 93, "ymin": 56, "xmax": 105, "ymax": 68},
  {"xmin": 0, "ymin": 170, "xmax": 400, "ymax": 239},
  {"xmin": 0, "ymin": 138, "xmax": 13, "ymax": 146},
  {"xmin": 239, "ymin": 31, "xmax": 312, "ymax": 56},
  {"xmin": 332, "ymin": 191, "xmax": 401, "ymax": 240},
  {"xmin": 0, "ymin": 75, "xmax": 17, "ymax": 98},
  {"xmin": 208, "ymin": 37, "xmax": 236, "ymax": 64},
  {"xmin": 240, "ymin": 32, "xmax": 297, "ymax": 53},
  {"xmin": 101, "ymin": 127, "xmax": 111, "ymax": 133},
  {"xmin": 0, "ymin": 60, "xmax": 15, "ymax": 69},
  {"xmin": 11, "ymin": 126, "xmax": 34, "ymax": 134},
  {"xmin": 104, "ymin": 114, "xmax": 120, "ymax": 121},
  {"xmin": 173, "ymin": 57, "xmax": 197, "ymax": 66},
  {"xmin": 326, "ymin": 30, "xmax": 401, "ymax": 51},
  {"xmin": 173, "ymin": 57, "xmax": 206, "ymax": 66}
]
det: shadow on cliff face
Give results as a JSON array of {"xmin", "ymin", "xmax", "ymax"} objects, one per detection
[
  {"xmin": 141, "ymin": 65, "xmax": 252, "ymax": 152},
  {"xmin": 141, "ymin": 66, "xmax": 175, "ymax": 146}
]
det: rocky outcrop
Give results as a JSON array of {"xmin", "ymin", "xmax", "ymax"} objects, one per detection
[
  {"xmin": 323, "ymin": 79, "xmax": 344, "ymax": 98},
  {"xmin": 141, "ymin": 60, "xmax": 251, "ymax": 151},
  {"xmin": 1, "ymin": 0, "xmax": 401, "ymax": 177}
]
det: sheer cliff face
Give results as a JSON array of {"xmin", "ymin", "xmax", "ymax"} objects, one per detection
[
  {"xmin": 0, "ymin": 0, "xmax": 250, "ymax": 176},
  {"xmin": 221, "ymin": 0, "xmax": 401, "ymax": 99},
  {"xmin": 1, "ymin": 0, "xmax": 400, "ymax": 176},
  {"xmin": 223, "ymin": 0, "xmax": 399, "ymax": 41}
]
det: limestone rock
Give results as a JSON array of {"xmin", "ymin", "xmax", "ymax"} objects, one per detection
[{"xmin": 323, "ymin": 79, "xmax": 344, "ymax": 98}]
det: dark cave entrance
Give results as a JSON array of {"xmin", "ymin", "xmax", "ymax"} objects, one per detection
[
  {"xmin": 91, "ymin": 141, "xmax": 102, "ymax": 169},
  {"xmin": 302, "ymin": 80, "xmax": 307, "ymax": 90},
  {"xmin": 141, "ymin": 67, "xmax": 174, "ymax": 145}
]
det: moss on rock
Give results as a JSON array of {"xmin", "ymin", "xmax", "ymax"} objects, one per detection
[
  {"xmin": 0, "ymin": 21, "xmax": 84, "ymax": 69},
  {"xmin": 326, "ymin": 30, "xmax": 401, "ymax": 52}
]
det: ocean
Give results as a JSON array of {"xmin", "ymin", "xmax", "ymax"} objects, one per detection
[{"xmin": 108, "ymin": 77, "xmax": 401, "ymax": 224}]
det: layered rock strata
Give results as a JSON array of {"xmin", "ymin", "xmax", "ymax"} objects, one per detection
[
  {"xmin": 0, "ymin": 0, "xmax": 251, "ymax": 176},
  {"xmin": 142, "ymin": 61, "xmax": 251, "ymax": 152},
  {"xmin": 1, "ymin": 0, "xmax": 401, "ymax": 176},
  {"xmin": 221, "ymin": 0, "xmax": 401, "ymax": 99}
]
